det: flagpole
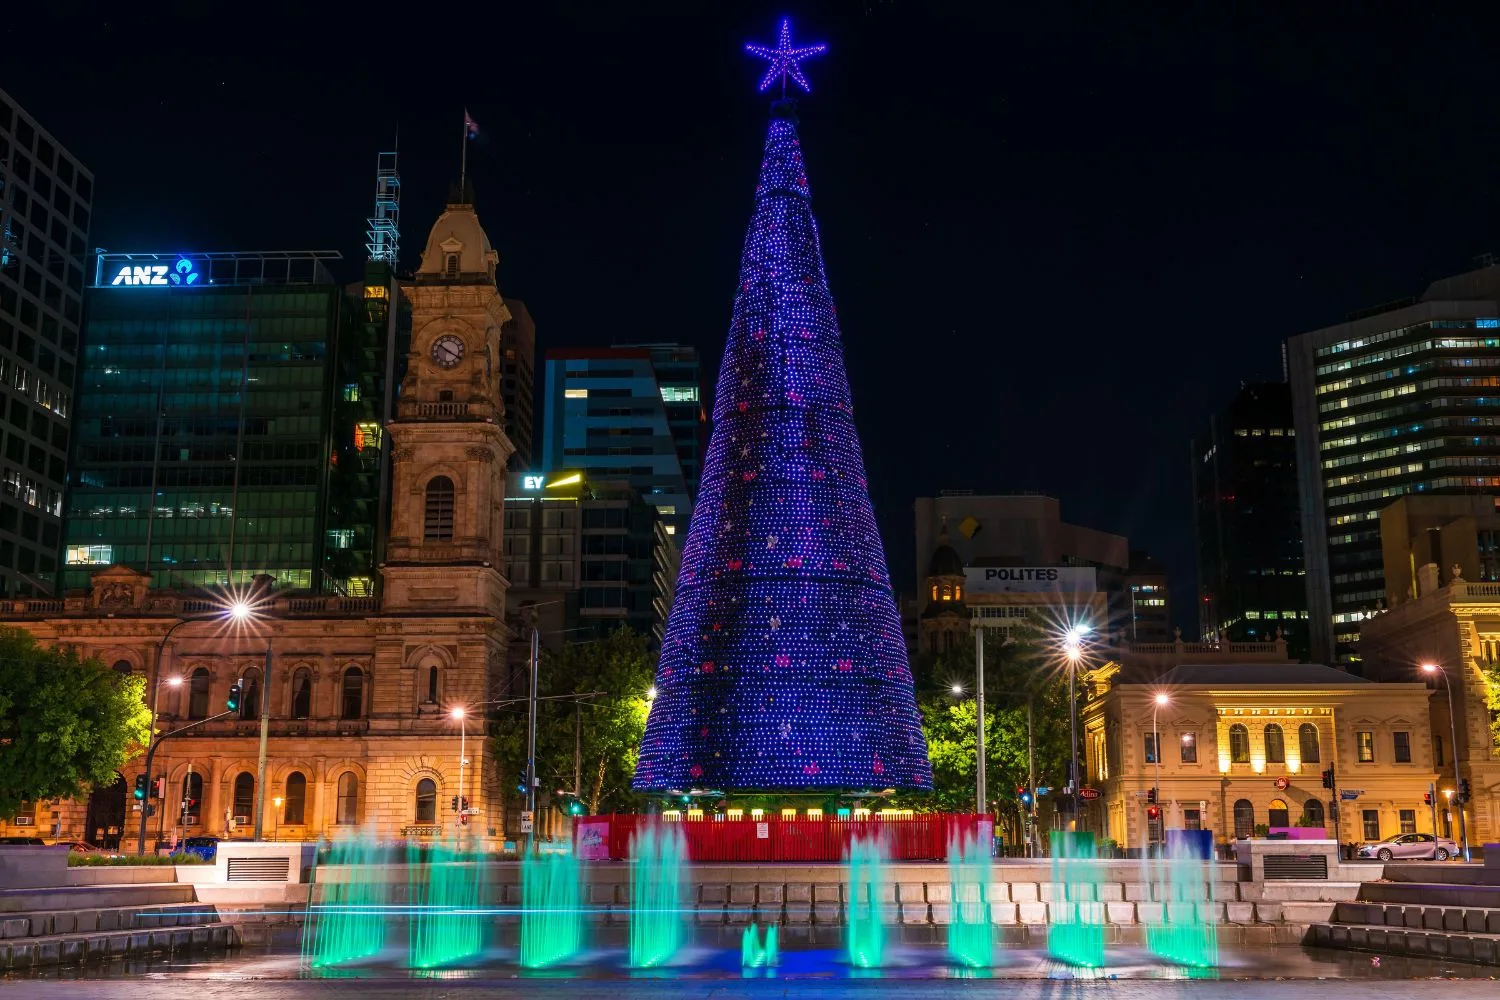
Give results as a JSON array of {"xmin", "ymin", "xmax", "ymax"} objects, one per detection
[{"xmin": 459, "ymin": 112, "xmax": 468, "ymax": 201}]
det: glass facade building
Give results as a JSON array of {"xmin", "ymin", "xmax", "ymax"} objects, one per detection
[
  {"xmin": 1193, "ymin": 382, "xmax": 1308, "ymax": 658},
  {"xmin": 0, "ymin": 88, "xmax": 92, "ymax": 595},
  {"xmin": 539, "ymin": 345, "xmax": 703, "ymax": 535},
  {"xmin": 65, "ymin": 251, "xmax": 386, "ymax": 594},
  {"xmin": 1289, "ymin": 264, "xmax": 1500, "ymax": 662}
]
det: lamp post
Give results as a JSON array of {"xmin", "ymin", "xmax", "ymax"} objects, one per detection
[
  {"xmin": 1063, "ymin": 625, "xmax": 1090, "ymax": 833},
  {"xmin": 1152, "ymin": 692, "xmax": 1169, "ymax": 850},
  {"xmin": 450, "ymin": 706, "xmax": 468, "ymax": 835},
  {"xmin": 974, "ymin": 626, "xmax": 987, "ymax": 818},
  {"xmin": 951, "ymin": 682, "xmax": 1036, "ymax": 854},
  {"xmin": 271, "ymin": 796, "xmax": 283, "ymax": 842},
  {"xmin": 1421, "ymin": 662, "xmax": 1469, "ymax": 861},
  {"xmin": 229, "ymin": 599, "xmax": 276, "ymax": 843}
]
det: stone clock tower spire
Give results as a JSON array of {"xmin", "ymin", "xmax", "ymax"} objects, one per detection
[{"xmin": 381, "ymin": 199, "xmax": 515, "ymax": 616}]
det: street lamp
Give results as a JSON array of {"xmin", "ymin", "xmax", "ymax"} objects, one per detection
[
  {"xmin": 1421, "ymin": 663, "xmax": 1469, "ymax": 861},
  {"xmin": 1062, "ymin": 625, "xmax": 1090, "ymax": 831},
  {"xmin": 951, "ymin": 683, "xmax": 964, "ymax": 696},
  {"xmin": 1152, "ymin": 692, "xmax": 1169, "ymax": 850},
  {"xmin": 450, "ymin": 706, "xmax": 469, "ymax": 834},
  {"xmin": 646, "ymin": 685, "xmax": 658, "ymax": 703},
  {"xmin": 271, "ymin": 796, "xmax": 283, "ymax": 841}
]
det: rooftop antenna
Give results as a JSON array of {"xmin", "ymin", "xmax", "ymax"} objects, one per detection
[{"xmin": 365, "ymin": 136, "xmax": 401, "ymax": 266}]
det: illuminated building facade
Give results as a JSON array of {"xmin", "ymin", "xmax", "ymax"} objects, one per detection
[
  {"xmin": 1192, "ymin": 382, "xmax": 1307, "ymax": 656},
  {"xmin": 540, "ymin": 345, "xmax": 701, "ymax": 536},
  {"xmin": 0, "ymin": 88, "xmax": 92, "ymax": 595},
  {"xmin": 1124, "ymin": 551, "xmax": 1173, "ymax": 644},
  {"xmin": 66, "ymin": 252, "xmax": 355, "ymax": 593},
  {"xmin": 1288, "ymin": 263, "xmax": 1500, "ymax": 662}
]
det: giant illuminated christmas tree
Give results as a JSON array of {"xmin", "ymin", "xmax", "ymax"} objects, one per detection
[{"xmin": 633, "ymin": 21, "xmax": 931, "ymax": 793}]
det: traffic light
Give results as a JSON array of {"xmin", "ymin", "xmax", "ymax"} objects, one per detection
[
  {"xmin": 516, "ymin": 774, "xmax": 528, "ymax": 795},
  {"xmin": 1321, "ymin": 768, "xmax": 1334, "ymax": 790},
  {"xmin": 1146, "ymin": 805, "xmax": 1161, "ymax": 822},
  {"xmin": 567, "ymin": 799, "xmax": 583, "ymax": 816},
  {"xmin": 452, "ymin": 796, "xmax": 460, "ymax": 812},
  {"xmin": 1424, "ymin": 791, "xmax": 1434, "ymax": 806},
  {"xmin": 133, "ymin": 775, "xmax": 147, "ymax": 801},
  {"xmin": 1459, "ymin": 778, "xmax": 1472, "ymax": 804},
  {"xmin": 1019, "ymin": 789, "xmax": 1034, "ymax": 808},
  {"xmin": 1146, "ymin": 787, "xmax": 1157, "ymax": 805},
  {"xmin": 460, "ymin": 796, "xmax": 470, "ymax": 813},
  {"xmin": 226, "ymin": 682, "xmax": 242, "ymax": 713}
]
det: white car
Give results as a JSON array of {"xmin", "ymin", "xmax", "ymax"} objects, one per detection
[{"xmin": 1357, "ymin": 832, "xmax": 1458, "ymax": 861}]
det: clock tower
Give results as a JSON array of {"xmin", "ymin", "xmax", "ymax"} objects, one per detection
[{"xmin": 381, "ymin": 200, "xmax": 515, "ymax": 616}]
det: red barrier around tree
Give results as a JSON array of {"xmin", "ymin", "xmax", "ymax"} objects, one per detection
[{"xmin": 575, "ymin": 814, "xmax": 990, "ymax": 862}]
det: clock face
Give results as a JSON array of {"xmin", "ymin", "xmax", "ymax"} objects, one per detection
[{"xmin": 430, "ymin": 335, "xmax": 465, "ymax": 369}]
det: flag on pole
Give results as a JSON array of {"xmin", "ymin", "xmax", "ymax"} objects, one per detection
[{"xmin": 464, "ymin": 110, "xmax": 479, "ymax": 139}]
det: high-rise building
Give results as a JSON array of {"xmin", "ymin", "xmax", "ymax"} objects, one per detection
[
  {"xmin": 65, "ymin": 251, "xmax": 354, "ymax": 593},
  {"xmin": 618, "ymin": 342, "xmax": 705, "ymax": 500},
  {"xmin": 0, "ymin": 88, "xmax": 92, "ymax": 596},
  {"xmin": 1287, "ymin": 263, "xmax": 1500, "ymax": 663},
  {"xmin": 499, "ymin": 299, "xmax": 536, "ymax": 469},
  {"xmin": 1124, "ymin": 550, "xmax": 1173, "ymax": 644},
  {"xmin": 1192, "ymin": 382, "xmax": 1307, "ymax": 657},
  {"xmin": 540, "ymin": 345, "xmax": 700, "ymax": 535}
]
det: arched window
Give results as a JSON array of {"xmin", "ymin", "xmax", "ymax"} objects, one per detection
[
  {"xmin": 232, "ymin": 773, "xmax": 255, "ymax": 820},
  {"xmin": 341, "ymin": 667, "xmax": 364, "ymax": 720},
  {"xmin": 291, "ymin": 668, "xmax": 312, "ymax": 720},
  {"xmin": 336, "ymin": 773, "xmax": 359, "ymax": 825},
  {"xmin": 1303, "ymin": 798, "xmax": 1325, "ymax": 827},
  {"xmin": 1264, "ymin": 723, "xmax": 1285, "ymax": 764},
  {"xmin": 111, "ymin": 659, "xmax": 132, "ymax": 675},
  {"xmin": 283, "ymin": 772, "xmax": 306, "ymax": 824},
  {"xmin": 1268, "ymin": 798, "xmax": 1289, "ymax": 828},
  {"xmin": 1233, "ymin": 799, "xmax": 1255, "ymax": 838},
  {"xmin": 1299, "ymin": 723, "xmax": 1321, "ymax": 764},
  {"xmin": 188, "ymin": 668, "xmax": 211, "ymax": 719},
  {"xmin": 239, "ymin": 666, "xmax": 261, "ymax": 721},
  {"xmin": 415, "ymin": 778, "xmax": 437, "ymax": 823},
  {"xmin": 424, "ymin": 476, "xmax": 455, "ymax": 541},
  {"xmin": 444, "ymin": 253, "xmax": 459, "ymax": 279},
  {"xmin": 181, "ymin": 772, "xmax": 203, "ymax": 823},
  {"xmin": 426, "ymin": 665, "xmax": 439, "ymax": 704},
  {"xmin": 1228, "ymin": 723, "xmax": 1250, "ymax": 764}
]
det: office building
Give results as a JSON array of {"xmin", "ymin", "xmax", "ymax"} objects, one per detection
[
  {"xmin": 619, "ymin": 342, "xmax": 705, "ymax": 500},
  {"xmin": 1124, "ymin": 550, "xmax": 1173, "ymax": 644},
  {"xmin": 1288, "ymin": 263, "xmax": 1500, "ymax": 662},
  {"xmin": 499, "ymin": 299, "xmax": 536, "ymax": 470},
  {"xmin": 0, "ymin": 88, "xmax": 92, "ymax": 595},
  {"xmin": 1192, "ymin": 382, "xmax": 1308, "ymax": 657},
  {"xmin": 66, "ymin": 251, "xmax": 352, "ymax": 592},
  {"xmin": 540, "ymin": 345, "xmax": 702, "ymax": 534}
]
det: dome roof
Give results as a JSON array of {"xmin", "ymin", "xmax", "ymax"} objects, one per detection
[
  {"xmin": 416, "ymin": 203, "xmax": 499, "ymax": 282},
  {"xmin": 927, "ymin": 542, "xmax": 964, "ymax": 578}
]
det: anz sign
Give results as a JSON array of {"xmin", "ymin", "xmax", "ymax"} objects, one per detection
[{"xmin": 109, "ymin": 257, "xmax": 201, "ymax": 287}]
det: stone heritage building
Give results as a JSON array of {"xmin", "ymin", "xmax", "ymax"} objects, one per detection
[
  {"xmin": 1082, "ymin": 640, "xmax": 1446, "ymax": 853},
  {"xmin": 0, "ymin": 200, "xmax": 524, "ymax": 848}
]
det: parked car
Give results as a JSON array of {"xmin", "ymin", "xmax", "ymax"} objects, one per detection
[
  {"xmin": 0, "ymin": 836, "xmax": 45, "ymax": 846},
  {"xmin": 1357, "ymin": 832, "xmax": 1459, "ymax": 861},
  {"xmin": 49, "ymin": 840, "xmax": 101, "ymax": 854},
  {"xmin": 181, "ymin": 836, "xmax": 221, "ymax": 862}
]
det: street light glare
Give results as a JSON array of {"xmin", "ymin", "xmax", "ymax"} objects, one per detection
[
  {"xmin": 950, "ymin": 684, "xmax": 963, "ymax": 695},
  {"xmin": 1154, "ymin": 693, "xmax": 1170, "ymax": 706},
  {"xmin": 229, "ymin": 601, "xmax": 253, "ymax": 621},
  {"xmin": 449, "ymin": 706, "xmax": 466, "ymax": 720},
  {"xmin": 646, "ymin": 685, "xmax": 658, "ymax": 702},
  {"xmin": 1420, "ymin": 662, "xmax": 1438, "ymax": 673}
]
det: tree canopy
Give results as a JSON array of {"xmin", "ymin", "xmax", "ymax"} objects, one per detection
[
  {"xmin": 491, "ymin": 626, "xmax": 655, "ymax": 816},
  {"xmin": 0, "ymin": 627, "xmax": 152, "ymax": 816}
]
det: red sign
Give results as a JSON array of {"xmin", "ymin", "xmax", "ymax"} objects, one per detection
[
  {"xmin": 1274, "ymin": 776, "xmax": 1289, "ymax": 791},
  {"xmin": 1077, "ymin": 787, "xmax": 1102, "ymax": 801}
]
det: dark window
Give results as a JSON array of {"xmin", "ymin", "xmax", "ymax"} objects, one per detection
[
  {"xmin": 187, "ymin": 667, "xmax": 210, "ymax": 719},
  {"xmin": 110, "ymin": 659, "xmax": 132, "ymax": 675},
  {"xmin": 1233, "ymin": 799, "xmax": 1254, "ymax": 838},
  {"xmin": 291, "ymin": 668, "xmax": 312, "ymax": 719},
  {"xmin": 1434, "ymin": 733, "xmax": 1444, "ymax": 768},
  {"xmin": 1393, "ymin": 731, "xmax": 1412, "ymax": 763},
  {"xmin": 426, "ymin": 665, "xmax": 438, "ymax": 704},
  {"xmin": 1299, "ymin": 723, "xmax": 1320, "ymax": 763},
  {"xmin": 415, "ymin": 777, "xmax": 437, "ymax": 823},
  {"xmin": 1229, "ymin": 724, "xmax": 1250, "ymax": 764},
  {"xmin": 1143, "ymin": 734, "xmax": 1157, "ymax": 765},
  {"xmin": 232, "ymin": 773, "xmax": 254, "ymax": 820},
  {"xmin": 283, "ymin": 772, "xmax": 306, "ymax": 824},
  {"xmin": 336, "ymin": 773, "xmax": 358, "ymax": 825},
  {"xmin": 1268, "ymin": 799, "xmax": 1290, "ymax": 828},
  {"xmin": 1362, "ymin": 809, "xmax": 1380, "ymax": 841},
  {"xmin": 1180, "ymin": 734, "xmax": 1197, "ymax": 764},
  {"xmin": 239, "ymin": 667, "xmax": 260, "ymax": 721},
  {"xmin": 424, "ymin": 476, "xmax": 454, "ymax": 541},
  {"xmin": 1357, "ymin": 731, "xmax": 1374, "ymax": 763},
  {"xmin": 341, "ymin": 667, "xmax": 363, "ymax": 719},
  {"xmin": 1264, "ymin": 724, "xmax": 1285, "ymax": 764},
  {"xmin": 1303, "ymin": 799, "xmax": 1325, "ymax": 827}
]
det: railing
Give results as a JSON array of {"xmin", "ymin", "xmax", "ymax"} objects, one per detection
[
  {"xmin": 282, "ymin": 596, "xmax": 379, "ymax": 615},
  {"xmin": 0, "ymin": 599, "xmax": 63, "ymax": 614},
  {"xmin": 409, "ymin": 400, "xmax": 470, "ymax": 419},
  {"xmin": 580, "ymin": 814, "xmax": 989, "ymax": 863}
]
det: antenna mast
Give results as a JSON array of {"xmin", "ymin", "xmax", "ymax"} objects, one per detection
[{"xmin": 365, "ymin": 147, "xmax": 401, "ymax": 266}]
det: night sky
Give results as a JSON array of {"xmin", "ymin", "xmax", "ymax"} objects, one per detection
[{"xmin": 7, "ymin": 3, "xmax": 1500, "ymax": 627}]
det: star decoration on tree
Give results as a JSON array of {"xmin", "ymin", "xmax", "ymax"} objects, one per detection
[{"xmin": 746, "ymin": 17, "xmax": 827, "ymax": 98}]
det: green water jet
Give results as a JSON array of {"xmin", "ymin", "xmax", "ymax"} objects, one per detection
[
  {"xmin": 301, "ymin": 830, "xmax": 388, "ymax": 969},
  {"xmin": 520, "ymin": 841, "xmax": 582, "ymax": 968},
  {"xmin": 741, "ymin": 923, "xmax": 779, "ymax": 968},
  {"xmin": 846, "ymin": 834, "xmax": 886, "ymax": 969},
  {"xmin": 1145, "ymin": 837, "xmax": 1219, "ymax": 968},
  {"xmin": 629, "ymin": 823, "xmax": 687, "ymax": 968},
  {"xmin": 408, "ymin": 835, "xmax": 487, "ymax": 968},
  {"xmin": 946, "ymin": 829, "xmax": 993, "ymax": 968},
  {"xmin": 1046, "ymin": 830, "xmax": 1104, "ymax": 968}
]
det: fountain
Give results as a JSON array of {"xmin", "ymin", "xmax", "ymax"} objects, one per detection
[
  {"xmin": 629, "ymin": 822, "xmax": 687, "ymax": 968},
  {"xmin": 408, "ymin": 835, "xmax": 487, "ymax": 968},
  {"xmin": 947, "ymin": 829, "xmax": 993, "ymax": 968},
  {"xmin": 301, "ymin": 830, "xmax": 388, "ymax": 968},
  {"xmin": 520, "ymin": 841, "xmax": 583, "ymax": 969},
  {"xmin": 741, "ymin": 923, "xmax": 779, "ymax": 969},
  {"xmin": 846, "ymin": 834, "xmax": 886, "ymax": 969},
  {"xmin": 1146, "ymin": 832, "xmax": 1219, "ymax": 968},
  {"xmin": 1046, "ymin": 830, "xmax": 1104, "ymax": 968}
]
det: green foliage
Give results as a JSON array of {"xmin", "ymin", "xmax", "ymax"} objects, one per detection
[
  {"xmin": 68, "ymin": 852, "xmax": 208, "ymax": 866},
  {"xmin": 0, "ymin": 627, "xmax": 152, "ymax": 817},
  {"xmin": 492, "ymin": 626, "xmax": 655, "ymax": 815},
  {"xmin": 1479, "ymin": 660, "xmax": 1500, "ymax": 750}
]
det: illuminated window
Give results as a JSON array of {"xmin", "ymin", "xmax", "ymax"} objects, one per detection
[
  {"xmin": 955, "ymin": 585, "xmax": 962, "ymax": 600},
  {"xmin": 326, "ymin": 529, "xmax": 354, "ymax": 550},
  {"xmin": 354, "ymin": 422, "xmax": 381, "ymax": 450},
  {"xmin": 363, "ymin": 285, "xmax": 388, "ymax": 300},
  {"xmin": 1229, "ymin": 724, "xmax": 1250, "ymax": 763},
  {"xmin": 660, "ymin": 385, "xmax": 699, "ymax": 403},
  {"xmin": 564, "ymin": 388, "xmax": 589, "ymax": 399},
  {"xmin": 1299, "ymin": 724, "xmax": 1320, "ymax": 763},
  {"xmin": 931, "ymin": 585, "xmax": 938, "ymax": 601},
  {"xmin": 1356, "ymin": 730, "xmax": 1374, "ymax": 762},
  {"xmin": 1264, "ymin": 724, "xmax": 1285, "ymax": 764},
  {"xmin": 341, "ymin": 383, "xmax": 361, "ymax": 402},
  {"xmin": 64, "ymin": 544, "xmax": 112, "ymax": 565}
]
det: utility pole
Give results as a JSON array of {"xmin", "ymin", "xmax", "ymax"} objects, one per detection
[
  {"xmin": 974, "ymin": 626, "xmax": 986, "ymax": 818},
  {"xmin": 1026, "ymin": 696, "xmax": 1036, "ymax": 856},
  {"xmin": 526, "ymin": 624, "xmax": 540, "ymax": 824},
  {"xmin": 252, "ymin": 643, "xmax": 272, "ymax": 841},
  {"xmin": 574, "ymin": 701, "xmax": 582, "ymax": 797}
]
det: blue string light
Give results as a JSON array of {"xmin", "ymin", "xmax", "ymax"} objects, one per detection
[
  {"xmin": 745, "ymin": 17, "xmax": 827, "ymax": 96},
  {"xmin": 633, "ymin": 93, "xmax": 931, "ymax": 793}
]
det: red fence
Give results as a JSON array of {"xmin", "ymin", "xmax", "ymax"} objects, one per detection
[{"xmin": 576, "ymin": 814, "xmax": 990, "ymax": 863}]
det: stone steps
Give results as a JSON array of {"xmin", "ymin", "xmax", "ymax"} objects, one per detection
[
  {"xmin": 0, "ymin": 881, "xmax": 195, "ymax": 913},
  {"xmin": 0, "ymin": 920, "xmax": 236, "ymax": 969},
  {"xmin": 1305, "ymin": 921, "xmax": 1500, "ymax": 966},
  {"xmin": 0, "ymin": 891, "xmax": 239, "ymax": 970},
  {"xmin": 0, "ymin": 900, "xmax": 224, "ymax": 940}
]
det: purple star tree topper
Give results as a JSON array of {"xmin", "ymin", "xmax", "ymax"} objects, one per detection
[{"xmin": 746, "ymin": 17, "xmax": 827, "ymax": 97}]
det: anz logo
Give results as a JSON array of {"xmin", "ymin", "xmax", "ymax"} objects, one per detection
[{"xmin": 110, "ymin": 257, "xmax": 201, "ymax": 287}]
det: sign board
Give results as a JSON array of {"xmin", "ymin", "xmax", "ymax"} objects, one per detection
[
  {"xmin": 964, "ymin": 566, "xmax": 1098, "ymax": 595},
  {"xmin": 1077, "ymin": 787, "xmax": 1102, "ymax": 801},
  {"xmin": 575, "ymin": 820, "xmax": 610, "ymax": 861},
  {"xmin": 756, "ymin": 822, "xmax": 770, "ymax": 840},
  {"xmin": 1274, "ymin": 776, "xmax": 1289, "ymax": 791},
  {"xmin": 108, "ymin": 258, "xmax": 201, "ymax": 287},
  {"xmin": 1340, "ymin": 789, "xmax": 1363, "ymax": 801},
  {"xmin": 520, "ymin": 810, "xmax": 534, "ymax": 834}
]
